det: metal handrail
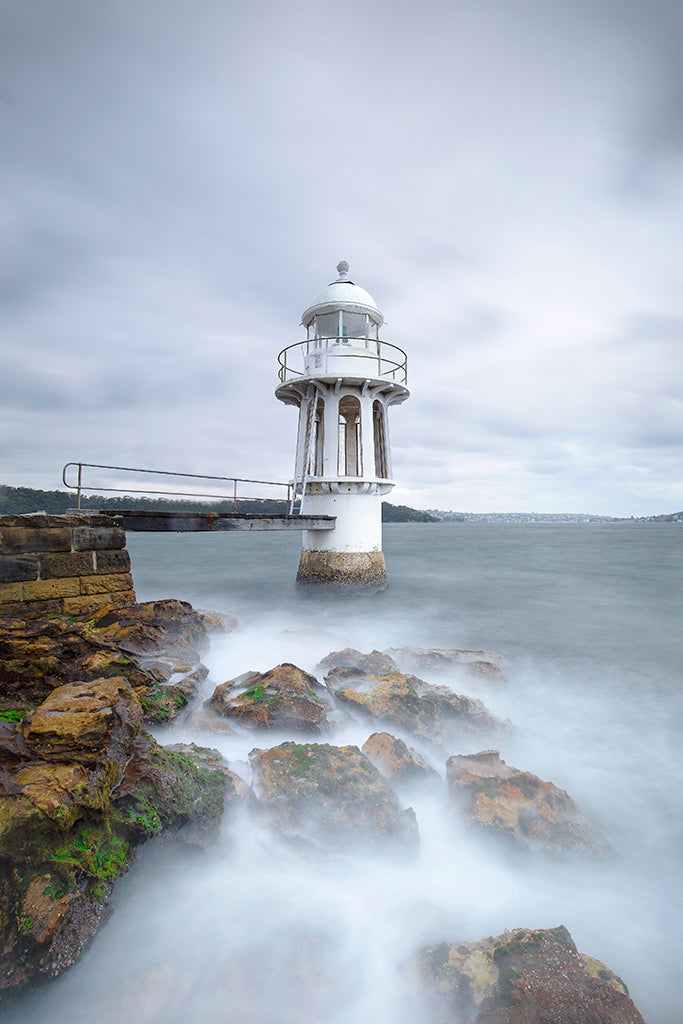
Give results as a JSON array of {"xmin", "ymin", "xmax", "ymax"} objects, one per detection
[
  {"xmin": 62, "ymin": 462, "xmax": 292, "ymax": 511},
  {"xmin": 277, "ymin": 337, "xmax": 408, "ymax": 385}
]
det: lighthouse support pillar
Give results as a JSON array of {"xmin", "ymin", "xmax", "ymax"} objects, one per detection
[{"xmin": 296, "ymin": 485, "xmax": 387, "ymax": 588}]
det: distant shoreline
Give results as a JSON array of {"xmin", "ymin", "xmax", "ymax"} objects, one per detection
[
  {"xmin": 0, "ymin": 485, "xmax": 436, "ymax": 524},
  {"xmin": 1, "ymin": 485, "xmax": 680, "ymax": 525},
  {"xmin": 421, "ymin": 516, "xmax": 683, "ymax": 524}
]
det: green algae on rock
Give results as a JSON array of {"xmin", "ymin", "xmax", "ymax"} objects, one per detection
[
  {"xmin": 328, "ymin": 670, "xmax": 507, "ymax": 748},
  {"xmin": 249, "ymin": 741, "xmax": 418, "ymax": 855},
  {"xmin": 0, "ymin": 600, "xmax": 210, "ymax": 726},
  {"xmin": 210, "ymin": 663, "xmax": 334, "ymax": 734},
  {"xmin": 0, "ymin": 673, "xmax": 236, "ymax": 1004}
]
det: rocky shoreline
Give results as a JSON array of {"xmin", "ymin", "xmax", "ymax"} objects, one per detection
[
  {"xmin": 0, "ymin": 600, "xmax": 645, "ymax": 1021},
  {"xmin": 0, "ymin": 599, "xmax": 241, "ymax": 1002}
]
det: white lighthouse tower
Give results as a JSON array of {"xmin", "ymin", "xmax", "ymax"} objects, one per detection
[{"xmin": 276, "ymin": 261, "xmax": 409, "ymax": 587}]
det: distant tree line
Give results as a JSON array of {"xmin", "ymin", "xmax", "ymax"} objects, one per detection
[
  {"xmin": 380, "ymin": 502, "xmax": 438, "ymax": 523},
  {"xmin": 0, "ymin": 486, "xmax": 438, "ymax": 523}
]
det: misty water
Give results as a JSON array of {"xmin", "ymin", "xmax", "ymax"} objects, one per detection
[{"xmin": 8, "ymin": 523, "xmax": 682, "ymax": 1024}]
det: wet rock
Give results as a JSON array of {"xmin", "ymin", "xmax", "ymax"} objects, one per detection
[
  {"xmin": 209, "ymin": 663, "xmax": 333, "ymax": 734},
  {"xmin": 316, "ymin": 646, "xmax": 400, "ymax": 678},
  {"xmin": 0, "ymin": 616, "xmax": 117, "ymax": 709},
  {"xmin": 362, "ymin": 732, "xmax": 441, "ymax": 788},
  {"xmin": 196, "ymin": 609, "xmax": 239, "ymax": 634},
  {"xmin": 386, "ymin": 647, "xmax": 507, "ymax": 684},
  {"xmin": 185, "ymin": 706, "xmax": 238, "ymax": 735},
  {"xmin": 249, "ymin": 741, "xmax": 419, "ymax": 855},
  {"xmin": 165, "ymin": 742, "xmax": 247, "ymax": 798},
  {"xmin": 90, "ymin": 601, "xmax": 204, "ymax": 660},
  {"xmin": 446, "ymin": 750, "xmax": 611, "ymax": 856},
  {"xmin": 332, "ymin": 671, "xmax": 507, "ymax": 748},
  {"xmin": 90, "ymin": 601, "xmax": 210, "ymax": 722},
  {"xmin": 0, "ymin": 601, "xmax": 209, "ymax": 725},
  {"xmin": 21, "ymin": 677, "xmax": 142, "ymax": 766},
  {"xmin": 464, "ymin": 660, "xmax": 506, "ymax": 683},
  {"xmin": 412, "ymin": 925, "xmax": 645, "ymax": 1023},
  {"xmin": 135, "ymin": 664, "xmax": 208, "ymax": 725},
  {"xmin": 111, "ymin": 598, "xmax": 210, "ymax": 653},
  {"xmin": 0, "ymin": 672, "xmax": 230, "ymax": 1004}
]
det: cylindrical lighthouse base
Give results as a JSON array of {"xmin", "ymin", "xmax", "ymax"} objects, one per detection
[
  {"xmin": 296, "ymin": 548, "xmax": 387, "ymax": 588},
  {"xmin": 296, "ymin": 484, "xmax": 389, "ymax": 588}
]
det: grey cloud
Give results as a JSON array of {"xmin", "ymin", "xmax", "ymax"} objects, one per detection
[
  {"xmin": 612, "ymin": 4, "xmax": 683, "ymax": 197},
  {"xmin": 0, "ymin": 219, "xmax": 92, "ymax": 314},
  {"xmin": 2, "ymin": 1, "xmax": 681, "ymax": 517},
  {"xmin": 0, "ymin": 354, "xmax": 100, "ymax": 412},
  {"xmin": 622, "ymin": 312, "xmax": 683, "ymax": 345}
]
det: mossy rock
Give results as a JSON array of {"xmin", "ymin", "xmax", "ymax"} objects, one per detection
[
  {"xmin": 249, "ymin": 741, "xmax": 418, "ymax": 855},
  {"xmin": 210, "ymin": 664, "xmax": 332, "ymax": 733}
]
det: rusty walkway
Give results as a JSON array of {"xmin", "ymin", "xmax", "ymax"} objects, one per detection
[{"xmin": 100, "ymin": 510, "xmax": 335, "ymax": 532}]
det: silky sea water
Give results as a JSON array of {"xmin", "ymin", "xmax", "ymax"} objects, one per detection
[{"xmin": 7, "ymin": 523, "xmax": 682, "ymax": 1024}]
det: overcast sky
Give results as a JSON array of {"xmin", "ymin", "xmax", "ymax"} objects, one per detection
[{"xmin": 2, "ymin": 1, "xmax": 681, "ymax": 515}]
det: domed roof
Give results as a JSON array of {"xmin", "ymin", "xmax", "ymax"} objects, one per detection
[{"xmin": 301, "ymin": 261, "xmax": 384, "ymax": 326}]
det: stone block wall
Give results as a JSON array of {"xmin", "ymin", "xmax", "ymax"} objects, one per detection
[{"xmin": 0, "ymin": 512, "xmax": 136, "ymax": 619}]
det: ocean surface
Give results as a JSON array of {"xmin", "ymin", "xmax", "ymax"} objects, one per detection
[{"xmin": 8, "ymin": 523, "xmax": 682, "ymax": 1024}]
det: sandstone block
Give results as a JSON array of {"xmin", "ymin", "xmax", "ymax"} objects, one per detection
[
  {"xmin": 0, "ymin": 527, "xmax": 72, "ymax": 554},
  {"xmin": 0, "ymin": 513, "xmax": 49, "ymax": 528},
  {"xmin": 50, "ymin": 513, "xmax": 123, "ymax": 528},
  {"xmin": 80, "ymin": 572, "xmax": 134, "ymax": 596},
  {"xmin": 13, "ymin": 763, "xmax": 95, "ymax": 825},
  {"xmin": 0, "ymin": 556, "xmax": 39, "ymax": 583},
  {"xmin": 40, "ymin": 551, "xmax": 95, "ymax": 579},
  {"xmin": 23, "ymin": 578, "xmax": 81, "ymax": 601},
  {"xmin": 62, "ymin": 591, "xmax": 135, "ymax": 617},
  {"xmin": 0, "ymin": 582, "xmax": 23, "ymax": 604},
  {"xmin": 95, "ymin": 549, "xmax": 131, "ymax": 574},
  {"xmin": 72, "ymin": 526, "xmax": 125, "ymax": 551},
  {"xmin": 61, "ymin": 594, "xmax": 119, "ymax": 617},
  {"xmin": 46, "ymin": 513, "xmax": 99, "ymax": 527}
]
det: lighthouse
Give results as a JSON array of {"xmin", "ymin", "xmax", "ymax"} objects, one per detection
[{"xmin": 276, "ymin": 261, "xmax": 409, "ymax": 587}]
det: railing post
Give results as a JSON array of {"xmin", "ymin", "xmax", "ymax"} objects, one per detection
[
  {"xmin": 77, "ymin": 463, "xmax": 82, "ymax": 509},
  {"xmin": 233, "ymin": 478, "xmax": 237, "ymax": 512}
]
